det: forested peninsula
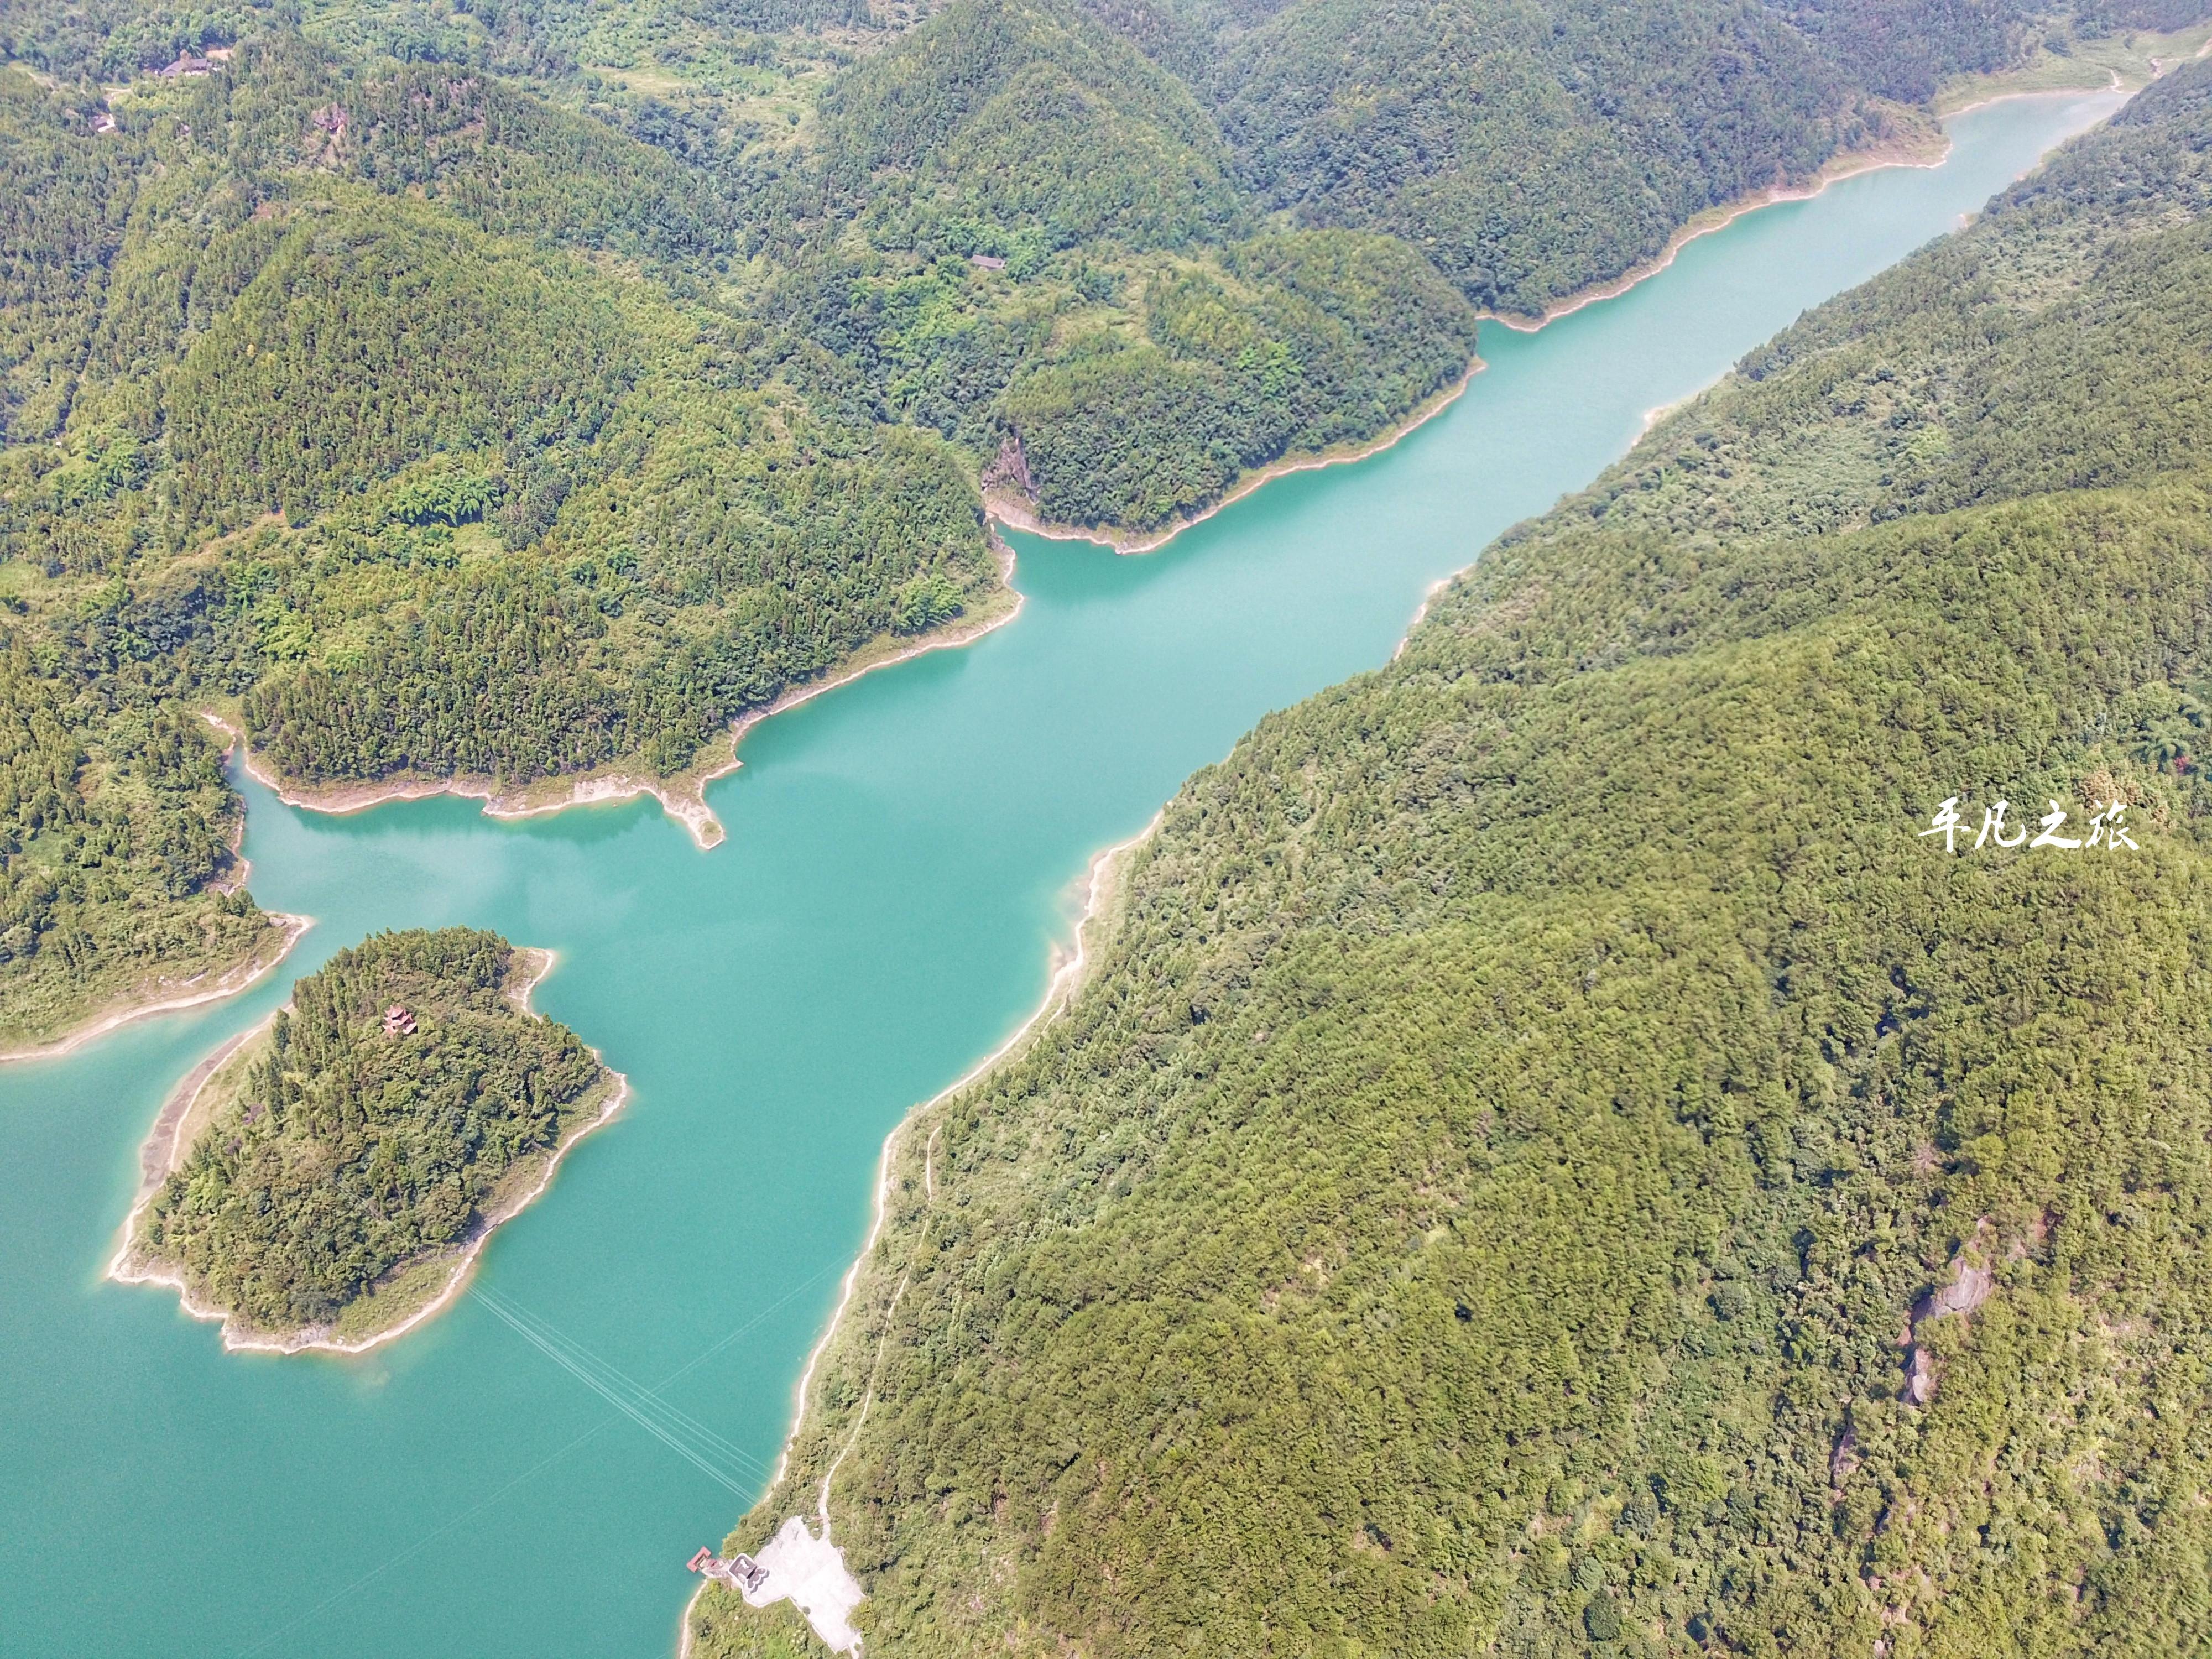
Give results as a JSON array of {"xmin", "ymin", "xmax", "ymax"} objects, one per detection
[
  {"xmin": 5, "ymin": 0, "xmax": 2198, "ymax": 1054},
  {"xmin": 114, "ymin": 927, "xmax": 620, "ymax": 1352},
  {"xmin": 699, "ymin": 59, "xmax": 2212, "ymax": 1659}
]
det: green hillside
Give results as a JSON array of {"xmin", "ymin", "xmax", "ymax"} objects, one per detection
[
  {"xmin": 1215, "ymin": 0, "xmax": 1850, "ymax": 315},
  {"xmin": 0, "ymin": 640, "xmax": 289, "ymax": 1053},
  {"xmin": 698, "ymin": 61, "xmax": 2212, "ymax": 1659},
  {"xmin": 817, "ymin": 0, "xmax": 1245, "ymax": 250},
  {"xmin": 2, "ymin": 0, "xmax": 2200, "ymax": 1050},
  {"xmin": 0, "ymin": 38, "xmax": 994, "ymax": 1046}
]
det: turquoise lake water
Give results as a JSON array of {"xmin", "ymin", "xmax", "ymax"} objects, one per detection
[{"xmin": 0, "ymin": 89, "xmax": 2121, "ymax": 1658}]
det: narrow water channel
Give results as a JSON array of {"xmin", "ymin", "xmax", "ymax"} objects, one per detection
[{"xmin": 0, "ymin": 88, "xmax": 2121, "ymax": 1659}]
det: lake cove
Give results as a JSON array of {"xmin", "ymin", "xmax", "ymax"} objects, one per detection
[{"xmin": 0, "ymin": 88, "xmax": 2122, "ymax": 1659}]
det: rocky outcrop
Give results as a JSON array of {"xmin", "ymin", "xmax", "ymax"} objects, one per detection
[
  {"xmin": 1903, "ymin": 1221, "xmax": 1999, "ymax": 1405},
  {"xmin": 982, "ymin": 429, "xmax": 1035, "ymax": 500}
]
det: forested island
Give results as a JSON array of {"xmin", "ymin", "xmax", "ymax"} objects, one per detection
[
  {"xmin": 114, "ymin": 927, "xmax": 620, "ymax": 1352},
  {"xmin": 700, "ymin": 57, "xmax": 2212, "ymax": 1659},
  {"xmin": 5, "ymin": 0, "xmax": 2199, "ymax": 1052}
]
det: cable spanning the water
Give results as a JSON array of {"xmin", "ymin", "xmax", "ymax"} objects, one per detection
[
  {"xmin": 473, "ymin": 1292, "xmax": 752, "ymax": 1494},
  {"xmin": 474, "ymin": 1287, "xmax": 775, "ymax": 1488},
  {"xmin": 478, "ymin": 1290, "xmax": 771, "ymax": 1477},
  {"xmin": 236, "ymin": 1267, "xmax": 829, "ymax": 1657}
]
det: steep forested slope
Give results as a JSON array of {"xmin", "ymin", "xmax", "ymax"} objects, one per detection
[
  {"xmin": 698, "ymin": 61, "xmax": 2212, "ymax": 1659},
  {"xmin": 816, "ymin": 0, "xmax": 1245, "ymax": 249},
  {"xmin": 1215, "ymin": 0, "xmax": 1850, "ymax": 312},
  {"xmin": 754, "ymin": 0, "xmax": 1491, "ymax": 531},
  {"xmin": 0, "ymin": 639, "xmax": 290, "ymax": 1052},
  {"xmin": 3, "ymin": 0, "xmax": 2201, "ymax": 1044},
  {"xmin": 696, "ymin": 0, "xmax": 2211, "ymax": 539},
  {"xmin": 0, "ymin": 39, "xmax": 994, "ymax": 1045}
]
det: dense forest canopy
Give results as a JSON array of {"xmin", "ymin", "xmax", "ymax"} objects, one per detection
[
  {"xmin": 4, "ymin": 0, "xmax": 2210, "ymax": 1641},
  {"xmin": 0, "ymin": 632, "xmax": 281, "ymax": 1050},
  {"xmin": 696, "ymin": 58, "xmax": 2212, "ymax": 1659},
  {"xmin": 1214, "ymin": 0, "xmax": 1850, "ymax": 310},
  {"xmin": 0, "ymin": 27, "xmax": 997, "ymax": 1044},
  {"xmin": 1, "ymin": 0, "xmax": 2201, "ymax": 1068},
  {"xmin": 129, "ymin": 926, "xmax": 613, "ymax": 1338}
]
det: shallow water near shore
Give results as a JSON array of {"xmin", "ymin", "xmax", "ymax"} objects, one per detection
[{"xmin": 0, "ymin": 89, "xmax": 2120, "ymax": 1658}]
